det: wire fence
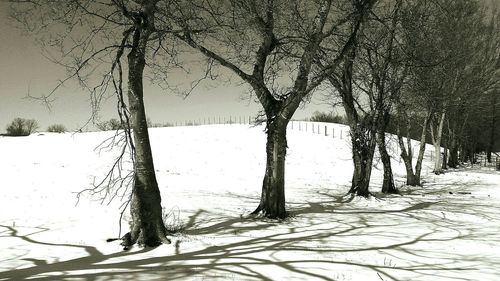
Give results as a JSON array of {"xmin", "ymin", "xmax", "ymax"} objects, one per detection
[
  {"xmin": 161, "ymin": 117, "xmax": 500, "ymax": 170},
  {"xmin": 162, "ymin": 117, "xmax": 350, "ymax": 140}
]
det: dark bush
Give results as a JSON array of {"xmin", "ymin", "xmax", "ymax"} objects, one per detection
[
  {"xmin": 6, "ymin": 118, "xmax": 39, "ymax": 136},
  {"xmin": 47, "ymin": 124, "xmax": 67, "ymax": 133},
  {"xmin": 96, "ymin": 118, "xmax": 123, "ymax": 131},
  {"xmin": 310, "ymin": 111, "xmax": 347, "ymax": 124}
]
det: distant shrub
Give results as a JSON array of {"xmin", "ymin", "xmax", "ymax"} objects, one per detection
[
  {"xmin": 310, "ymin": 111, "xmax": 347, "ymax": 124},
  {"xmin": 47, "ymin": 124, "xmax": 67, "ymax": 133},
  {"xmin": 96, "ymin": 118, "xmax": 123, "ymax": 131},
  {"xmin": 6, "ymin": 118, "xmax": 39, "ymax": 136},
  {"xmin": 149, "ymin": 122, "xmax": 174, "ymax": 128}
]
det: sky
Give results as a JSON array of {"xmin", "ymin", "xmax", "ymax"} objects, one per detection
[{"xmin": 0, "ymin": 2, "xmax": 331, "ymax": 133}]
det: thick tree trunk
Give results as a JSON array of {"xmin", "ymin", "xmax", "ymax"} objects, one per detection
[
  {"xmin": 121, "ymin": 22, "xmax": 169, "ymax": 248},
  {"xmin": 252, "ymin": 118, "xmax": 288, "ymax": 219},
  {"xmin": 448, "ymin": 137, "xmax": 459, "ymax": 168},
  {"xmin": 441, "ymin": 137, "xmax": 448, "ymax": 170},
  {"xmin": 397, "ymin": 112, "xmax": 430, "ymax": 186},
  {"xmin": 377, "ymin": 128, "xmax": 397, "ymax": 194},
  {"xmin": 349, "ymin": 125, "xmax": 376, "ymax": 197},
  {"xmin": 397, "ymin": 114, "xmax": 418, "ymax": 186},
  {"xmin": 398, "ymin": 134, "xmax": 417, "ymax": 186},
  {"xmin": 398, "ymin": 135, "xmax": 415, "ymax": 184}
]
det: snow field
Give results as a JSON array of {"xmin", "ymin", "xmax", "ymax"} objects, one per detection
[{"xmin": 0, "ymin": 123, "xmax": 499, "ymax": 280}]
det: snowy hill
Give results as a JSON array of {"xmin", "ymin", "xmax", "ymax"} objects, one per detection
[{"xmin": 1, "ymin": 123, "xmax": 499, "ymax": 280}]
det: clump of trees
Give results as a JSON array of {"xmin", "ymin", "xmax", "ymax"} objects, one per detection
[
  {"xmin": 47, "ymin": 124, "xmax": 67, "ymax": 133},
  {"xmin": 5, "ymin": 118, "xmax": 39, "ymax": 136},
  {"xmin": 321, "ymin": 0, "xmax": 499, "ymax": 195}
]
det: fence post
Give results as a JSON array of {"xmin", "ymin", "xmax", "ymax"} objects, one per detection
[
  {"xmin": 306, "ymin": 123, "xmax": 308, "ymax": 132},
  {"xmin": 340, "ymin": 130, "xmax": 342, "ymax": 139},
  {"xmin": 325, "ymin": 126, "xmax": 327, "ymax": 136},
  {"xmin": 299, "ymin": 122, "xmax": 301, "ymax": 131},
  {"xmin": 312, "ymin": 124, "xmax": 315, "ymax": 133},
  {"xmin": 318, "ymin": 124, "xmax": 320, "ymax": 134}
]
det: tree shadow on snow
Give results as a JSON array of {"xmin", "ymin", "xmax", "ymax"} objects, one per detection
[{"xmin": 1, "ymin": 186, "xmax": 500, "ymax": 280}]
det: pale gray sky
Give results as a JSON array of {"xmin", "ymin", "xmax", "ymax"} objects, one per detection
[{"xmin": 0, "ymin": 2, "xmax": 331, "ymax": 132}]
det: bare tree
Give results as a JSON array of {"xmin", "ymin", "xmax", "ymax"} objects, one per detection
[
  {"xmin": 358, "ymin": 0, "xmax": 404, "ymax": 194},
  {"xmin": 169, "ymin": 0, "xmax": 375, "ymax": 218},
  {"xmin": 395, "ymin": 0, "xmax": 499, "ymax": 179},
  {"xmin": 8, "ymin": 0, "xmax": 186, "ymax": 248},
  {"xmin": 319, "ymin": 0, "xmax": 407, "ymax": 197}
]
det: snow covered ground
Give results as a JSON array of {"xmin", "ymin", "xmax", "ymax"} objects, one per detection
[{"xmin": 0, "ymin": 123, "xmax": 499, "ymax": 280}]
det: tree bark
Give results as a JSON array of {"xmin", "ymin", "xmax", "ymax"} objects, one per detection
[
  {"xmin": 252, "ymin": 118, "xmax": 288, "ymax": 219},
  {"xmin": 397, "ymin": 113, "xmax": 416, "ymax": 185},
  {"xmin": 397, "ymin": 111, "xmax": 430, "ymax": 186},
  {"xmin": 398, "ymin": 133, "xmax": 417, "ymax": 185},
  {"xmin": 122, "ymin": 7, "xmax": 169, "ymax": 248},
  {"xmin": 430, "ymin": 111, "xmax": 446, "ymax": 174},
  {"xmin": 349, "ymin": 123, "xmax": 376, "ymax": 197},
  {"xmin": 377, "ymin": 116, "xmax": 397, "ymax": 193},
  {"xmin": 487, "ymin": 94, "xmax": 497, "ymax": 163},
  {"xmin": 414, "ymin": 112, "xmax": 431, "ymax": 185},
  {"xmin": 441, "ymin": 136, "xmax": 448, "ymax": 170},
  {"xmin": 448, "ymin": 137, "xmax": 459, "ymax": 168}
]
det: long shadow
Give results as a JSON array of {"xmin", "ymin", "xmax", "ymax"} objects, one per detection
[
  {"xmin": 0, "ymin": 224, "xmax": 154, "ymax": 281},
  {"xmin": 2, "ymin": 182, "xmax": 500, "ymax": 281},
  {"xmin": 2, "ymin": 194, "xmax": 498, "ymax": 281}
]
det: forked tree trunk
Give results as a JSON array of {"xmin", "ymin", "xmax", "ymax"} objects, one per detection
[
  {"xmin": 431, "ymin": 112, "xmax": 446, "ymax": 174},
  {"xmin": 377, "ymin": 129, "xmax": 397, "ymax": 193},
  {"xmin": 122, "ymin": 22, "xmax": 169, "ymax": 248},
  {"xmin": 413, "ymin": 113, "xmax": 430, "ymax": 184},
  {"xmin": 349, "ymin": 125, "xmax": 376, "ymax": 197},
  {"xmin": 398, "ymin": 133, "xmax": 417, "ymax": 185},
  {"xmin": 397, "ymin": 112, "xmax": 430, "ymax": 186},
  {"xmin": 397, "ymin": 115, "xmax": 416, "ymax": 186},
  {"xmin": 252, "ymin": 118, "xmax": 288, "ymax": 219}
]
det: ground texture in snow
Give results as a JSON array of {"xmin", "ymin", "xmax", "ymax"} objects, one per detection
[{"xmin": 1, "ymin": 124, "xmax": 499, "ymax": 281}]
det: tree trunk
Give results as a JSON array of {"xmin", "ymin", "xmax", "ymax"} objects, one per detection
[
  {"xmin": 122, "ymin": 22, "xmax": 169, "ymax": 248},
  {"xmin": 349, "ymin": 124, "xmax": 376, "ymax": 197},
  {"xmin": 396, "ymin": 112, "xmax": 418, "ymax": 186},
  {"xmin": 252, "ymin": 118, "xmax": 288, "ymax": 219},
  {"xmin": 377, "ymin": 127, "xmax": 397, "ymax": 194},
  {"xmin": 413, "ymin": 112, "xmax": 431, "ymax": 186},
  {"xmin": 441, "ymin": 136, "xmax": 448, "ymax": 170},
  {"xmin": 398, "ymin": 134, "xmax": 418, "ymax": 186},
  {"xmin": 448, "ymin": 137, "xmax": 459, "ymax": 168},
  {"xmin": 487, "ymin": 95, "xmax": 497, "ymax": 163},
  {"xmin": 430, "ymin": 112, "xmax": 446, "ymax": 174}
]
